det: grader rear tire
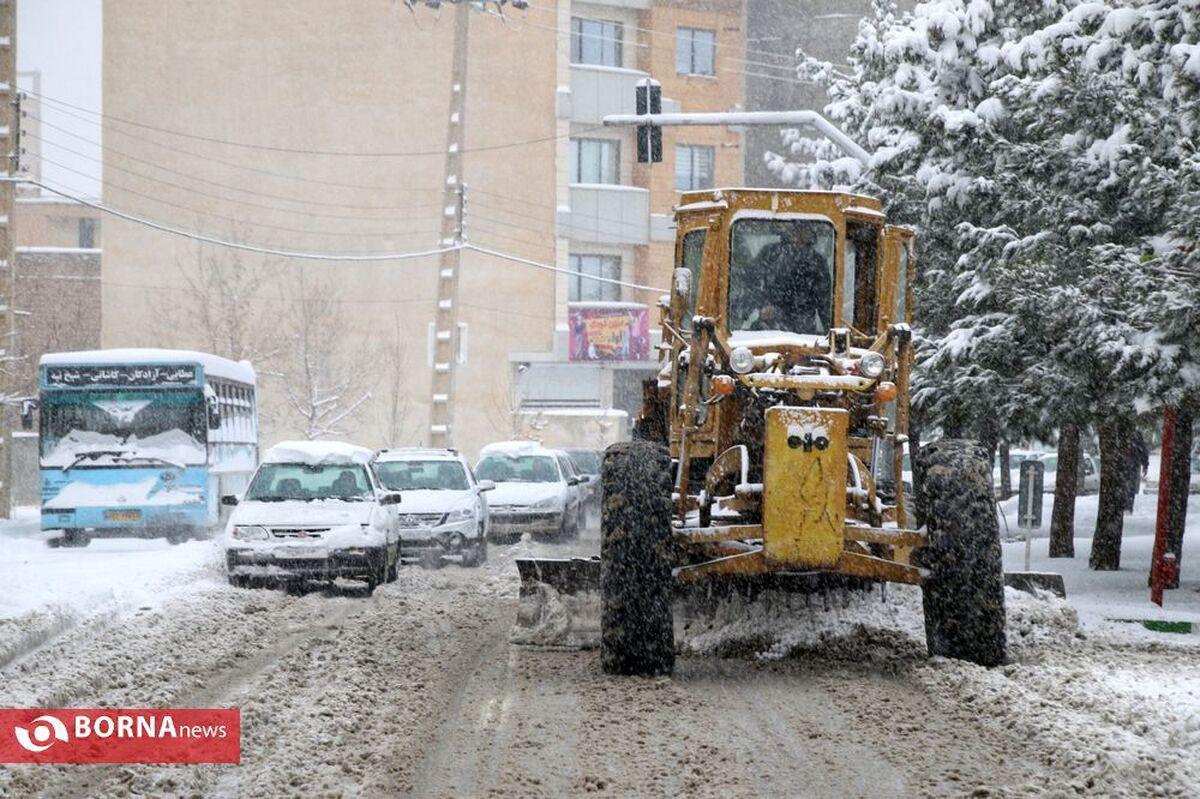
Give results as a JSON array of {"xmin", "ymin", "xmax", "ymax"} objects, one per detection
[
  {"xmin": 600, "ymin": 441, "xmax": 675, "ymax": 676},
  {"xmin": 916, "ymin": 439, "xmax": 1007, "ymax": 667}
]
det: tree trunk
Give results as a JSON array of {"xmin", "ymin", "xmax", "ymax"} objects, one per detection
[
  {"xmin": 1091, "ymin": 419, "xmax": 1128, "ymax": 570},
  {"xmin": 998, "ymin": 440, "xmax": 1012, "ymax": 500},
  {"xmin": 909, "ymin": 421, "xmax": 925, "ymax": 529},
  {"xmin": 1049, "ymin": 424, "xmax": 1080, "ymax": 558},
  {"xmin": 1166, "ymin": 408, "xmax": 1194, "ymax": 588}
]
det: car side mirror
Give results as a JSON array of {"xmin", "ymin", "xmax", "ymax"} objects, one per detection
[
  {"xmin": 477, "ymin": 480, "xmax": 496, "ymax": 492},
  {"xmin": 567, "ymin": 476, "xmax": 581, "ymax": 486},
  {"xmin": 221, "ymin": 495, "xmax": 239, "ymax": 507},
  {"xmin": 379, "ymin": 492, "xmax": 403, "ymax": 506}
]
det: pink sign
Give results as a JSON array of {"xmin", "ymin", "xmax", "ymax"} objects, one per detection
[{"xmin": 568, "ymin": 303, "xmax": 650, "ymax": 362}]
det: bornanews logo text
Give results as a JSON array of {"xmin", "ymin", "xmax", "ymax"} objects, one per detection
[{"xmin": 0, "ymin": 709, "xmax": 240, "ymax": 764}]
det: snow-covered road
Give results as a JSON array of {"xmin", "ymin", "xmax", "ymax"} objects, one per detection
[{"xmin": 2, "ymin": 498, "xmax": 1198, "ymax": 796}]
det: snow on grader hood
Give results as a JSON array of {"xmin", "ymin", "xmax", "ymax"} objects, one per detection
[{"xmin": 514, "ymin": 188, "xmax": 1014, "ymax": 676}]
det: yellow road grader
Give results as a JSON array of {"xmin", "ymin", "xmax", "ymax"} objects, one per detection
[{"xmin": 516, "ymin": 186, "xmax": 1007, "ymax": 675}]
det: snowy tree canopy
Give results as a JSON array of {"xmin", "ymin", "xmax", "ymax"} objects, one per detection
[{"xmin": 771, "ymin": 0, "xmax": 1200, "ymax": 437}]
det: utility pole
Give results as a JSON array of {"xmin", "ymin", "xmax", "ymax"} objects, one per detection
[
  {"xmin": 428, "ymin": 0, "xmax": 469, "ymax": 449},
  {"xmin": 0, "ymin": 0, "xmax": 17, "ymax": 517}
]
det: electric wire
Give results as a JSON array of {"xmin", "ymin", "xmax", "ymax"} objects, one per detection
[{"xmin": 26, "ymin": 88, "xmax": 606, "ymax": 158}]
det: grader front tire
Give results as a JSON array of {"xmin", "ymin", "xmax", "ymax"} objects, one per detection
[
  {"xmin": 917, "ymin": 439, "xmax": 1008, "ymax": 667},
  {"xmin": 600, "ymin": 441, "xmax": 675, "ymax": 677}
]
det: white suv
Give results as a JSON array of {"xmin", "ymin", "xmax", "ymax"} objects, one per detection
[
  {"xmin": 223, "ymin": 441, "xmax": 402, "ymax": 593},
  {"xmin": 475, "ymin": 441, "xmax": 584, "ymax": 543},
  {"xmin": 372, "ymin": 448, "xmax": 494, "ymax": 567}
]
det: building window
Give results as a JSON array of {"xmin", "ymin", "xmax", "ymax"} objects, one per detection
[
  {"xmin": 676, "ymin": 27, "xmax": 716, "ymax": 76},
  {"xmin": 569, "ymin": 254, "xmax": 621, "ymax": 302},
  {"xmin": 571, "ymin": 17, "xmax": 623, "ymax": 67},
  {"xmin": 675, "ymin": 144, "xmax": 715, "ymax": 191},
  {"xmin": 569, "ymin": 138, "xmax": 621, "ymax": 185},
  {"xmin": 78, "ymin": 218, "xmax": 97, "ymax": 249}
]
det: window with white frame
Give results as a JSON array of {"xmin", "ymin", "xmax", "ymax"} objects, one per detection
[
  {"xmin": 675, "ymin": 144, "xmax": 715, "ymax": 191},
  {"xmin": 676, "ymin": 27, "xmax": 716, "ymax": 76},
  {"xmin": 569, "ymin": 138, "xmax": 621, "ymax": 184},
  {"xmin": 569, "ymin": 254, "xmax": 621, "ymax": 302},
  {"xmin": 571, "ymin": 17, "xmax": 623, "ymax": 67}
]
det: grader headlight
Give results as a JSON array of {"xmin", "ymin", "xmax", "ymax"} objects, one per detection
[
  {"xmin": 730, "ymin": 346, "xmax": 755, "ymax": 375},
  {"xmin": 859, "ymin": 351, "xmax": 886, "ymax": 379}
]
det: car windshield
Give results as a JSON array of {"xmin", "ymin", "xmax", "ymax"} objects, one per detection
[
  {"xmin": 564, "ymin": 450, "xmax": 601, "ymax": 475},
  {"xmin": 475, "ymin": 454, "xmax": 560, "ymax": 483},
  {"xmin": 245, "ymin": 463, "xmax": 374, "ymax": 502},
  {"xmin": 728, "ymin": 218, "xmax": 835, "ymax": 335},
  {"xmin": 375, "ymin": 460, "xmax": 469, "ymax": 491}
]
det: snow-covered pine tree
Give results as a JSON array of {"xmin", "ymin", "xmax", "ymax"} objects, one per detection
[{"xmin": 771, "ymin": 0, "xmax": 1197, "ymax": 569}]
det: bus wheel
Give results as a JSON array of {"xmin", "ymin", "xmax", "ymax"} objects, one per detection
[{"xmin": 62, "ymin": 529, "xmax": 91, "ymax": 548}]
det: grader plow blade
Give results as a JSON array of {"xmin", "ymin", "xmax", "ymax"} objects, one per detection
[{"xmin": 511, "ymin": 557, "xmax": 602, "ymax": 648}]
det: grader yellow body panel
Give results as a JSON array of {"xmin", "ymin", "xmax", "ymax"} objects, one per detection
[{"xmin": 763, "ymin": 407, "xmax": 848, "ymax": 569}]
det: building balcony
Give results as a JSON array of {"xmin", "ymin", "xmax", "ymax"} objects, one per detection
[
  {"xmin": 559, "ymin": 183, "xmax": 650, "ymax": 245},
  {"xmin": 567, "ymin": 64, "xmax": 648, "ymax": 125}
]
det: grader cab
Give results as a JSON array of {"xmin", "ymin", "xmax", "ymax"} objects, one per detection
[{"xmin": 516, "ymin": 188, "xmax": 1007, "ymax": 676}]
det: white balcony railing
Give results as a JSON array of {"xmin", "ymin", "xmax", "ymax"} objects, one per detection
[
  {"xmin": 568, "ymin": 63, "xmax": 648, "ymax": 125},
  {"xmin": 559, "ymin": 183, "xmax": 650, "ymax": 245}
]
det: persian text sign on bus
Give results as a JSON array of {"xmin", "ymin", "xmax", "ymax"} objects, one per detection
[{"xmin": 568, "ymin": 303, "xmax": 650, "ymax": 362}]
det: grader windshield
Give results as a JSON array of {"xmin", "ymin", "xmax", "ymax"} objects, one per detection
[{"xmin": 728, "ymin": 218, "xmax": 834, "ymax": 334}]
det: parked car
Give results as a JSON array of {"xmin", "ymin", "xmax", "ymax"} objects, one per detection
[
  {"xmin": 1145, "ymin": 450, "xmax": 1200, "ymax": 495},
  {"xmin": 1034, "ymin": 451, "xmax": 1099, "ymax": 495},
  {"xmin": 563, "ymin": 448, "xmax": 603, "ymax": 514},
  {"xmin": 222, "ymin": 441, "xmax": 401, "ymax": 593},
  {"xmin": 372, "ymin": 448, "xmax": 493, "ymax": 567},
  {"xmin": 475, "ymin": 441, "xmax": 584, "ymax": 543}
]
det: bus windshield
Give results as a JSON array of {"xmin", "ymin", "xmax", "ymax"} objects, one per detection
[{"xmin": 40, "ymin": 389, "xmax": 207, "ymax": 468}]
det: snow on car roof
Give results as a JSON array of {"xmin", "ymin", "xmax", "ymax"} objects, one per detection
[
  {"xmin": 478, "ymin": 440, "xmax": 557, "ymax": 458},
  {"xmin": 263, "ymin": 440, "xmax": 374, "ymax": 466},
  {"xmin": 40, "ymin": 348, "xmax": 256, "ymax": 384},
  {"xmin": 374, "ymin": 448, "xmax": 462, "ymax": 462}
]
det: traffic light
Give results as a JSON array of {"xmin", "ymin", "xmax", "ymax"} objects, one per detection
[{"xmin": 636, "ymin": 79, "xmax": 662, "ymax": 164}]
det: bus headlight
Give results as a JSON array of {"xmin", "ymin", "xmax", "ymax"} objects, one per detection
[
  {"xmin": 859, "ymin": 351, "xmax": 886, "ymax": 379},
  {"xmin": 232, "ymin": 525, "xmax": 270, "ymax": 541},
  {"xmin": 730, "ymin": 347, "xmax": 755, "ymax": 375}
]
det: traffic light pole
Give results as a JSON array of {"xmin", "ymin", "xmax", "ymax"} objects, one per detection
[{"xmin": 606, "ymin": 108, "xmax": 871, "ymax": 165}]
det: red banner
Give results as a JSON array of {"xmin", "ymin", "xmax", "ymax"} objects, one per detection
[
  {"xmin": 568, "ymin": 303, "xmax": 650, "ymax": 362},
  {"xmin": 0, "ymin": 708, "xmax": 240, "ymax": 764}
]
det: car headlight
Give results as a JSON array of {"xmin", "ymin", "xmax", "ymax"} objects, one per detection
[
  {"xmin": 858, "ymin": 351, "xmax": 886, "ymax": 379},
  {"xmin": 532, "ymin": 496, "xmax": 560, "ymax": 510},
  {"xmin": 447, "ymin": 507, "xmax": 474, "ymax": 521},
  {"xmin": 232, "ymin": 525, "xmax": 270, "ymax": 541},
  {"xmin": 730, "ymin": 346, "xmax": 755, "ymax": 375}
]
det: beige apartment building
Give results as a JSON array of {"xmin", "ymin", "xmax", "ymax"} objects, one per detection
[{"xmin": 98, "ymin": 0, "xmax": 745, "ymax": 457}]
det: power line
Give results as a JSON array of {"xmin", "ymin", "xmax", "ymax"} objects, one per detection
[
  {"xmin": 21, "ymin": 178, "xmax": 457, "ymax": 262},
  {"xmin": 26, "ymin": 119, "xmax": 447, "ymax": 213},
  {"xmin": 466, "ymin": 243, "xmax": 666, "ymax": 294},
  {"xmin": 13, "ymin": 177, "xmax": 670, "ymax": 294},
  {"xmin": 31, "ymin": 101, "xmax": 444, "ymax": 194},
  {"xmin": 29, "ymin": 161, "xmax": 444, "ymax": 243},
  {"xmin": 29, "ymin": 134, "xmax": 446, "ymax": 225},
  {"xmin": 27, "ymin": 88, "xmax": 605, "ymax": 158}
]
